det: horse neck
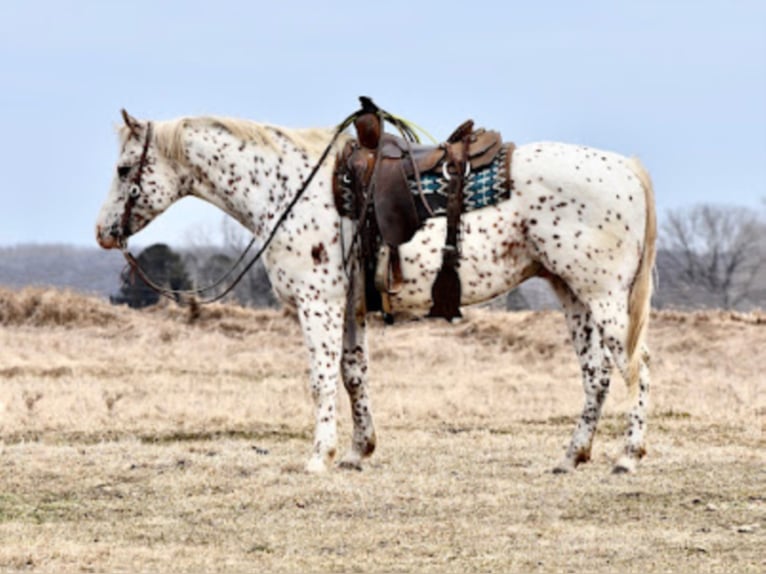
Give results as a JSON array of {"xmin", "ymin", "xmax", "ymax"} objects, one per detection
[{"xmin": 179, "ymin": 122, "xmax": 333, "ymax": 240}]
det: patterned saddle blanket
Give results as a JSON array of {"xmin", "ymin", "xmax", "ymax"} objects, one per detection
[{"xmin": 408, "ymin": 143, "xmax": 513, "ymax": 221}]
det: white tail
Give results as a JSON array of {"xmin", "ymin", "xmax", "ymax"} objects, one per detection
[{"xmin": 625, "ymin": 157, "xmax": 657, "ymax": 393}]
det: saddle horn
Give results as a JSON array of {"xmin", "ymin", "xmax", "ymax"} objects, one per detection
[{"xmin": 354, "ymin": 97, "xmax": 382, "ymax": 149}]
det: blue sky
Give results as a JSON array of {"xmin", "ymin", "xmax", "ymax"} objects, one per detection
[{"xmin": 1, "ymin": 0, "xmax": 764, "ymax": 247}]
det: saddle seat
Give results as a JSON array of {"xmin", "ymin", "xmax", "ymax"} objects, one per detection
[{"xmin": 378, "ymin": 120, "xmax": 503, "ymax": 179}]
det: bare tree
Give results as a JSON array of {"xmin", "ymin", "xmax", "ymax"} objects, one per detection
[{"xmin": 659, "ymin": 204, "xmax": 766, "ymax": 309}]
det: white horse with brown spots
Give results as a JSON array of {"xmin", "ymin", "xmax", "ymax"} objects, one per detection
[{"xmin": 96, "ymin": 110, "xmax": 656, "ymax": 474}]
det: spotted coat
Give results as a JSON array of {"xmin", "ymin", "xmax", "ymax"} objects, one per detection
[{"xmin": 97, "ymin": 112, "xmax": 656, "ymax": 474}]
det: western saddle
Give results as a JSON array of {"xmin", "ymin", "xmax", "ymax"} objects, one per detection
[{"xmin": 333, "ymin": 98, "xmax": 513, "ymax": 322}]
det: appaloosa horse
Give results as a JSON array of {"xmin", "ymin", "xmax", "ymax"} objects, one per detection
[{"xmin": 96, "ymin": 109, "xmax": 656, "ymax": 474}]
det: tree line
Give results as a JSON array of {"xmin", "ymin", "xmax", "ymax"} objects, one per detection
[
  {"xmin": 654, "ymin": 204, "xmax": 765, "ymax": 310},
  {"xmin": 113, "ymin": 203, "xmax": 766, "ymax": 311}
]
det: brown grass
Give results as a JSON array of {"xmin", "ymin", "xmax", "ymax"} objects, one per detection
[{"xmin": 0, "ymin": 287, "xmax": 764, "ymax": 573}]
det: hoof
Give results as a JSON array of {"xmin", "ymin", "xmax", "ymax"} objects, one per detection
[
  {"xmin": 612, "ymin": 455, "xmax": 637, "ymax": 474},
  {"xmin": 337, "ymin": 459, "xmax": 363, "ymax": 472},
  {"xmin": 552, "ymin": 458, "xmax": 575, "ymax": 474},
  {"xmin": 305, "ymin": 456, "xmax": 329, "ymax": 474},
  {"xmin": 337, "ymin": 448, "xmax": 364, "ymax": 471}
]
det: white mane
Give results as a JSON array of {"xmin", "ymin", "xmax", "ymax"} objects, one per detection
[{"xmin": 119, "ymin": 116, "xmax": 341, "ymax": 164}]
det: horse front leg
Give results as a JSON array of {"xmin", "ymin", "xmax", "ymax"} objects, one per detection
[
  {"xmin": 338, "ymin": 300, "xmax": 376, "ymax": 470},
  {"xmin": 297, "ymin": 298, "xmax": 346, "ymax": 473}
]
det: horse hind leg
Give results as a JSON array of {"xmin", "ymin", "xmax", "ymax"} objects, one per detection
[
  {"xmin": 549, "ymin": 278, "xmax": 614, "ymax": 473},
  {"xmin": 586, "ymin": 294, "xmax": 651, "ymax": 474},
  {"xmin": 612, "ymin": 342, "xmax": 650, "ymax": 474}
]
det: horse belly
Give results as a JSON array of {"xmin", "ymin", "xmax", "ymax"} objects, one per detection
[{"xmin": 391, "ymin": 202, "xmax": 534, "ymax": 313}]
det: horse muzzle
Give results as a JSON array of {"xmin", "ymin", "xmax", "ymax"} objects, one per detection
[{"xmin": 96, "ymin": 223, "xmax": 126, "ymax": 250}]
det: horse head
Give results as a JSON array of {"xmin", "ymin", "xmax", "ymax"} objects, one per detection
[{"xmin": 96, "ymin": 110, "xmax": 187, "ymax": 249}]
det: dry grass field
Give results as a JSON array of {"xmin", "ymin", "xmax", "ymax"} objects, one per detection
[{"xmin": 0, "ymin": 287, "xmax": 763, "ymax": 573}]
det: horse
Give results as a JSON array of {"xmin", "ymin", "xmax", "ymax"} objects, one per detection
[{"xmin": 96, "ymin": 109, "xmax": 656, "ymax": 474}]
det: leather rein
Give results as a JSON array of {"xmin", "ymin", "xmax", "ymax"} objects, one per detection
[{"xmin": 120, "ymin": 108, "xmax": 371, "ymax": 306}]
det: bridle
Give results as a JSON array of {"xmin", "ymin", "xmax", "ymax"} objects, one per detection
[{"xmin": 120, "ymin": 121, "xmax": 154, "ymax": 238}]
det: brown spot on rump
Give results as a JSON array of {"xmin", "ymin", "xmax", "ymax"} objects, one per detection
[{"xmin": 311, "ymin": 243, "xmax": 329, "ymax": 265}]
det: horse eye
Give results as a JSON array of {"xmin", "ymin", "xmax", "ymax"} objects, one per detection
[{"xmin": 117, "ymin": 165, "xmax": 132, "ymax": 180}]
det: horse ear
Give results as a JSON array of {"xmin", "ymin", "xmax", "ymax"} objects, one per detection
[{"xmin": 121, "ymin": 109, "xmax": 141, "ymax": 136}]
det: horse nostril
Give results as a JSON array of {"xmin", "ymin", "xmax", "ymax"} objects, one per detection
[{"xmin": 109, "ymin": 223, "xmax": 120, "ymax": 237}]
